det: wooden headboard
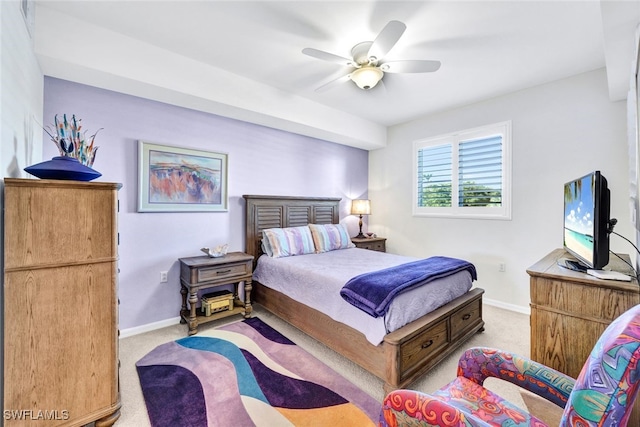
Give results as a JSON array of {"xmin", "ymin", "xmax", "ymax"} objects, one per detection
[{"xmin": 243, "ymin": 195, "xmax": 341, "ymax": 265}]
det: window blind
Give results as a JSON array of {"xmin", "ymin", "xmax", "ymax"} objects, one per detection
[
  {"xmin": 417, "ymin": 143, "xmax": 452, "ymax": 207},
  {"xmin": 458, "ymin": 136, "xmax": 502, "ymax": 207}
]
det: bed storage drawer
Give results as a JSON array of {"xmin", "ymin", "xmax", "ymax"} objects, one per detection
[
  {"xmin": 399, "ymin": 318, "xmax": 448, "ymax": 374},
  {"xmin": 451, "ymin": 297, "xmax": 482, "ymax": 340}
]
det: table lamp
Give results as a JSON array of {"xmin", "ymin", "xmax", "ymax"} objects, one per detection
[{"xmin": 351, "ymin": 199, "xmax": 371, "ymax": 238}]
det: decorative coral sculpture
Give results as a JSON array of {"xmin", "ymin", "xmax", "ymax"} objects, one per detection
[
  {"xmin": 201, "ymin": 244, "xmax": 229, "ymax": 258},
  {"xmin": 45, "ymin": 114, "xmax": 101, "ymax": 167}
]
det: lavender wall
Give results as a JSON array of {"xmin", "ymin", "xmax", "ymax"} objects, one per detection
[{"xmin": 43, "ymin": 77, "xmax": 369, "ymax": 332}]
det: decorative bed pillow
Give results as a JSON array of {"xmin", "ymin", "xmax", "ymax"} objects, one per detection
[
  {"xmin": 308, "ymin": 223, "xmax": 355, "ymax": 253},
  {"xmin": 261, "ymin": 237, "xmax": 274, "ymax": 257},
  {"xmin": 262, "ymin": 226, "xmax": 316, "ymax": 258}
]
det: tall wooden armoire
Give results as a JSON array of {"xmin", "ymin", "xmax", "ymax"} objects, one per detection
[{"xmin": 3, "ymin": 178, "xmax": 121, "ymax": 426}]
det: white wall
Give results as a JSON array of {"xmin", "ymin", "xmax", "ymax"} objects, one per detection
[
  {"xmin": 1, "ymin": 0, "xmax": 43, "ymax": 178},
  {"xmin": 0, "ymin": 0, "xmax": 44, "ymax": 400},
  {"xmin": 369, "ymin": 68, "xmax": 631, "ymax": 312}
]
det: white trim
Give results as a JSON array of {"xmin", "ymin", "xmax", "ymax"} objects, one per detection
[
  {"xmin": 119, "ymin": 316, "xmax": 181, "ymax": 339},
  {"xmin": 483, "ymin": 297, "xmax": 530, "ymax": 316}
]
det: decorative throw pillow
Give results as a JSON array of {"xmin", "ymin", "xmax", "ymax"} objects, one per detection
[
  {"xmin": 308, "ymin": 223, "xmax": 355, "ymax": 253},
  {"xmin": 262, "ymin": 226, "xmax": 316, "ymax": 258}
]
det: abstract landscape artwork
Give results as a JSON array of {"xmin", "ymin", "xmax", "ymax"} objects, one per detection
[{"xmin": 138, "ymin": 141, "xmax": 228, "ymax": 212}]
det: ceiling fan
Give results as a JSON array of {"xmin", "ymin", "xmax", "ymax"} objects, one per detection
[{"xmin": 302, "ymin": 20, "xmax": 441, "ymax": 92}]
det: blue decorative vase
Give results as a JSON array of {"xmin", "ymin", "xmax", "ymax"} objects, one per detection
[{"xmin": 24, "ymin": 156, "xmax": 101, "ymax": 181}]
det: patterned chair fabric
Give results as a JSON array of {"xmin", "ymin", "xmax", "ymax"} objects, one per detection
[{"xmin": 380, "ymin": 304, "xmax": 640, "ymax": 427}]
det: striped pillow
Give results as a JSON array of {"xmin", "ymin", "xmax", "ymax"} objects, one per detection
[
  {"xmin": 262, "ymin": 226, "xmax": 316, "ymax": 258},
  {"xmin": 309, "ymin": 223, "xmax": 355, "ymax": 253}
]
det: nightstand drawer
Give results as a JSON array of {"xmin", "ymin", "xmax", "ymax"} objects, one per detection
[
  {"xmin": 351, "ymin": 237, "xmax": 386, "ymax": 252},
  {"xmin": 180, "ymin": 253, "xmax": 254, "ymax": 286},
  {"xmin": 198, "ymin": 262, "xmax": 251, "ymax": 282},
  {"xmin": 361, "ymin": 241, "xmax": 385, "ymax": 251}
]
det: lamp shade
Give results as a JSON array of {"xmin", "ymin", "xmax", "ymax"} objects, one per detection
[
  {"xmin": 350, "ymin": 67, "xmax": 383, "ymax": 90},
  {"xmin": 351, "ymin": 199, "xmax": 371, "ymax": 215}
]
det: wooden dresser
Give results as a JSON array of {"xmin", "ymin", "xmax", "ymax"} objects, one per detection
[
  {"xmin": 527, "ymin": 248, "xmax": 640, "ymax": 423},
  {"xmin": 3, "ymin": 178, "xmax": 122, "ymax": 426}
]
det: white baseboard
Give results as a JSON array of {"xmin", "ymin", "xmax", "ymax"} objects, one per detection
[
  {"xmin": 119, "ymin": 316, "xmax": 181, "ymax": 339},
  {"xmin": 483, "ymin": 297, "xmax": 530, "ymax": 316}
]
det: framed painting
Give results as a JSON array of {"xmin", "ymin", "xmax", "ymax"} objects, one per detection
[{"xmin": 138, "ymin": 141, "xmax": 228, "ymax": 212}]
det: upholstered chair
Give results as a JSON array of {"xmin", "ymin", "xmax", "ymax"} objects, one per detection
[{"xmin": 380, "ymin": 304, "xmax": 640, "ymax": 427}]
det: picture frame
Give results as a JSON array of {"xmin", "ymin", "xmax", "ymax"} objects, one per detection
[{"xmin": 138, "ymin": 141, "xmax": 228, "ymax": 212}]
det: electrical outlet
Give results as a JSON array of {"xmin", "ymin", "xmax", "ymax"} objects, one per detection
[
  {"xmin": 499, "ymin": 263, "xmax": 506, "ymax": 272},
  {"xmin": 160, "ymin": 271, "xmax": 168, "ymax": 283}
]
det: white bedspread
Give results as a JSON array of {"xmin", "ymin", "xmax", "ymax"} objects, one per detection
[{"xmin": 252, "ymin": 248, "xmax": 473, "ymax": 345}]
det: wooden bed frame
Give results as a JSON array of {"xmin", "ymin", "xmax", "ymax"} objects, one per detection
[{"xmin": 243, "ymin": 195, "xmax": 485, "ymax": 393}]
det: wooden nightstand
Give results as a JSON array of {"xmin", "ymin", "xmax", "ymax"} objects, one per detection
[
  {"xmin": 351, "ymin": 237, "xmax": 386, "ymax": 252},
  {"xmin": 179, "ymin": 252, "xmax": 254, "ymax": 335}
]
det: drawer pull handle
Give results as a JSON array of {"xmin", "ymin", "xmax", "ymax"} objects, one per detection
[
  {"xmin": 421, "ymin": 339, "xmax": 434, "ymax": 349},
  {"xmin": 217, "ymin": 269, "xmax": 232, "ymax": 274},
  {"xmin": 462, "ymin": 314, "xmax": 471, "ymax": 320}
]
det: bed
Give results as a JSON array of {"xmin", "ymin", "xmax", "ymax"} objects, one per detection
[{"xmin": 243, "ymin": 195, "xmax": 485, "ymax": 393}]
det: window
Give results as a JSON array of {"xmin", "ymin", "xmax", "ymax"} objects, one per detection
[{"xmin": 413, "ymin": 121, "xmax": 511, "ymax": 219}]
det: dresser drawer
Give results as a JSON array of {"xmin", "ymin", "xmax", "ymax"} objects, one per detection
[
  {"xmin": 198, "ymin": 261, "xmax": 251, "ymax": 282},
  {"xmin": 399, "ymin": 318, "xmax": 448, "ymax": 374},
  {"xmin": 451, "ymin": 297, "xmax": 482, "ymax": 339}
]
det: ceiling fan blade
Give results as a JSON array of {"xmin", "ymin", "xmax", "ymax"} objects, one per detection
[
  {"xmin": 302, "ymin": 48, "xmax": 354, "ymax": 66},
  {"xmin": 381, "ymin": 60, "xmax": 441, "ymax": 73},
  {"xmin": 315, "ymin": 73, "xmax": 352, "ymax": 93},
  {"xmin": 367, "ymin": 20, "xmax": 406, "ymax": 60}
]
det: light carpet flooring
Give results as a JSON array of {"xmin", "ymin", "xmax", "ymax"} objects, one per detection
[{"xmin": 117, "ymin": 303, "xmax": 564, "ymax": 426}]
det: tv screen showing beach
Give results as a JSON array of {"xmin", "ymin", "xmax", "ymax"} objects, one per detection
[{"xmin": 564, "ymin": 174, "xmax": 595, "ymax": 263}]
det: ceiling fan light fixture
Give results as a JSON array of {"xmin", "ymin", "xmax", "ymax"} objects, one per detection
[
  {"xmin": 350, "ymin": 66, "xmax": 384, "ymax": 90},
  {"xmin": 304, "ymin": 20, "xmax": 439, "ymax": 93}
]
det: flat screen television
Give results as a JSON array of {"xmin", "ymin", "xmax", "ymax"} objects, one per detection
[{"xmin": 563, "ymin": 171, "xmax": 611, "ymax": 270}]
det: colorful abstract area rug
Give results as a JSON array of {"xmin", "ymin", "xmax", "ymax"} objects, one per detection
[{"xmin": 136, "ymin": 317, "xmax": 379, "ymax": 426}]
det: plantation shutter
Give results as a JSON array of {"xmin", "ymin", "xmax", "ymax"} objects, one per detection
[
  {"xmin": 458, "ymin": 136, "xmax": 503, "ymax": 207},
  {"xmin": 417, "ymin": 143, "xmax": 452, "ymax": 207}
]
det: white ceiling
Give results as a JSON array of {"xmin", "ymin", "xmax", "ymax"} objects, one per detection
[{"xmin": 34, "ymin": 1, "xmax": 640, "ymax": 150}]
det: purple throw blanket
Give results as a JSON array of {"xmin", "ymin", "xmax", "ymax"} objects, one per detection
[{"xmin": 340, "ymin": 256, "xmax": 477, "ymax": 318}]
